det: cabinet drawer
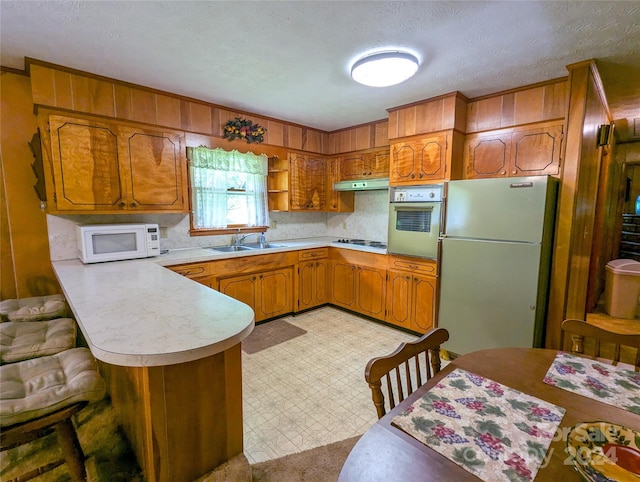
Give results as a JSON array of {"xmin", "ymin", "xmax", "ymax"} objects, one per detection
[
  {"xmin": 389, "ymin": 256, "xmax": 436, "ymax": 275},
  {"xmin": 299, "ymin": 248, "xmax": 329, "ymax": 260},
  {"xmin": 168, "ymin": 263, "xmax": 211, "ymax": 278}
]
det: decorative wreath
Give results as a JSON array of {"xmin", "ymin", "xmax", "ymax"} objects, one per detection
[{"xmin": 223, "ymin": 117, "xmax": 266, "ymax": 144}]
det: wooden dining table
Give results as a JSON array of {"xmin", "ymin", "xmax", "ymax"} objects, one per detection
[{"xmin": 338, "ymin": 347, "xmax": 640, "ymax": 481}]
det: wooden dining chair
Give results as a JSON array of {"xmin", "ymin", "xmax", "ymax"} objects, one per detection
[
  {"xmin": 365, "ymin": 327, "xmax": 449, "ymax": 419},
  {"xmin": 560, "ymin": 318, "xmax": 640, "ymax": 367}
]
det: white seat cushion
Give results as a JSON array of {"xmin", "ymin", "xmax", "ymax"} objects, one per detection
[
  {"xmin": 0, "ymin": 318, "xmax": 77, "ymax": 364},
  {"xmin": 0, "ymin": 347, "xmax": 106, "ymax": 426},
  {"xmin": 0, "ymin": 295, "xmax": 68, "ymax": 322}
]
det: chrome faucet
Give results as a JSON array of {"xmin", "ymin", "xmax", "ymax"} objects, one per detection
[{"xmin": 231, "ymin": 229, "xmax": 256, "ymax": 246}]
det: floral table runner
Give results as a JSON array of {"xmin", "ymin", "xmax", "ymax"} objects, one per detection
[
  {"xmin": 543, "ymin": 351, "xmax": 640, "ymax": 414},
  {"xmin": 391, "ymin": 368, "xmax": 565, "ymax": 482}
]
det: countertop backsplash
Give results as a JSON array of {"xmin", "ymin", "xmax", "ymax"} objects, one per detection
[{"xmin": 46, "ymin": 190, "xmax": 389, "ymax": 261}]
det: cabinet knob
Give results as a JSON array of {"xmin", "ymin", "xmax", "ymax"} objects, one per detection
[
  {"xmin": 418, "ymin": 173, "xmax": 423, "ymax": 178},
  {"xmin": 119, "ymin": 202, "xmax": 125, "ymax": 208},
  {"xmin": 512, "ymin": 170, "xmax": 517, "ymax": 175},
  {"xmin": 252, "ymin": 276, "xmax": 257, "ymax": 280},
  {"xmin": 130, "ymin": 202, "xmax": 137, "ymax": 208},
  {"xmin": 405, "ymin": 276, "xmax": 410, "ymax": 280},
  {"xmin": 368, "ymin": 171, "xmax": 372, "ymax": 175},
  {"xmin": 410, "ymin": 174, "xmax": 415, "ymax": 179},
  {"xmin": 500, "ymin": 170, "xmax": 506, "ymax": 175}
]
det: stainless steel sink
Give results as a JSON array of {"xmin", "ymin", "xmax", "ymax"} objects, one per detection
[
  {"xmin": 209, "ymin": 245, "xmax": 254, "ymax": 252},
  {"xmin": 242, "ymin": 243, "xmax": 283, "ymax": 250}
]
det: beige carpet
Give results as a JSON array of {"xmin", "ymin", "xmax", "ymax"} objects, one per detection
[
  {"xmin": 1, "ymin": 395, "xmax": 359, "ymax": 482},
  {"xmin": 251, "ymin": 436, "xmax": 360, "ymax": 482}
]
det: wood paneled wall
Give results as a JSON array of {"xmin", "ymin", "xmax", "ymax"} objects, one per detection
[
  {"xmin": 327, "ymin": 120, "xmax": 389, "ymax": 154},
  {"xmin": 545, "ymin": 61, "xmax": 610, "ymax": 349},
  {"xmin": 466, "ymin": 79, "xmax": 568, "ymax": 133},
  {"xmin": 0, "ymin": 71, "xmax": 60, "ymax": 298},
  {"xmin": 387, "ymin": 92, "xmax": 468, "ymax": 140},
  {"xmin": 27, "ymin": 59, "xmax": 332, "ymax": 154}
]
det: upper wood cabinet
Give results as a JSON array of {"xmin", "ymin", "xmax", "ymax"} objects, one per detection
[
  {"xmin": 326, "ymin": 157, "xmax": 355, "ymax": 213},
  {"xmin": 463, "ymin": 121, "xmax": 563, "ymax": 179},
  {"xmin": 337, "ymin": 147, "xmax": 390, "ymax": 180},
  {"xmin": 390, "ymin": 131, "xmax": 463, "ymax": 185},
  {"xmin": 289, "ymin": 152, "xmax": 327, "ymax": 211},
  {"xmin": 288, "ymin": 152, "xmax": 353, "ymax": 212},
  {"xmin": 46, "ymin": 114, "xmax": 188, "ymax": 213}
]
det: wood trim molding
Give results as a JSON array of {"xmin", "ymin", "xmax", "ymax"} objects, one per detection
[{"xmin": 468, "ymin": 77, "xmax": 568, "ymax": 103}]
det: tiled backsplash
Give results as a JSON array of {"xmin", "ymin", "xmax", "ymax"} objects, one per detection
[{"xmin": 47, "ymin": 191, "xmax": 389, "ymax": 261}]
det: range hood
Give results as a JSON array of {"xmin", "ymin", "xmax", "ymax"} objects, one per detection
[{"xmin": 333, "ymin": 178, "xmax": 389, "ymax": 191}]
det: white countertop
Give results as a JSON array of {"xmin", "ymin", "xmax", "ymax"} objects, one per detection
[{"xmin": 53, "ymin": 237, "xmax": 387, "ymax": 367}]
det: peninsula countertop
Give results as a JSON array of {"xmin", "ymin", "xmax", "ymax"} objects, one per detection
[{"xmin": 52, "ymin": 237, "xmax": 387, "ymax": 367}]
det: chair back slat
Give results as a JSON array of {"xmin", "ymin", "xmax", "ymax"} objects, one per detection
[
  {"xmin": 365, "ymin": 328, "xmax": 449, "ymax": 419},
  {"xmin": 560, "ymin": 319, "xmax": 640, "ymax": 369}
]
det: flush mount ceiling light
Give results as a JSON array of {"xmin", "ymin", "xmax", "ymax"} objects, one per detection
[{"xmin": 351, "ymin": 51, "xmax": 419, "ymax": 87}]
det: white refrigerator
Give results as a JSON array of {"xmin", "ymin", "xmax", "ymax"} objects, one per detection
[{"xmin": 437, "ymin": 176, "xmax": 558, "ymax": 355}]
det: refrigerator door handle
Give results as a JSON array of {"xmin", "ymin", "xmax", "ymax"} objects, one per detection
[{"xmin": 436, "ymin": 237, "xmax": 444, "ymax": 277}]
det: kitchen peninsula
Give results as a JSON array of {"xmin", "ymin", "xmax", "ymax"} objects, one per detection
[{"xmin": 52, "ymin": 258, "xmax": 255, "ymax": 482}]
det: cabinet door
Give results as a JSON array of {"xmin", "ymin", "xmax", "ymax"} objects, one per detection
[
  {"xmin": 356, "ymin": 266, "xmax": 386, "ymax": 318},
  {"xmin": 338, "ymin": 153, "xmax": 368, "ymax": 180},
  {"xmin": 331, "ymin": 261, "xmax": 356, "ymax": 308},
  {"xmin": 410, "ymin": 274, "xmax": 436, "ymax": 334},
  {"xmin": 511, "ymin": 124, "xmax": 562, "ymax": 176},
  {"xmin": 289, "ymin": 153, "xmax": 327, "ymax": 211},
  {"xmin": 368, "ymin": 149, "xmax": 390, "ymax": 178},
  {"xmin": 49, "ymin": 115, "xmax": 124, "ymax": 211},
  {"xmin": 326, "ymin": 157, "xmax": 354, "ymax": 213},
  {"xmin": 464, "ymin": 132, "xmax": 512, "ymax": 179},
  {"xmin": 257, "ymin": 268, "xmax": 292, "ymax": 320},
  {"xmin": 121, "ymin": 126, "xmax": 187, "ymax": 211},
  {"xmin": 298, "ymin": 260, "xmax": 330, "ymax": 311},
  {"xmin": 385, "ymin": 270, "xmax": 412, "ymax": 329},
  {"xmin": 391, "ymin": 134, "xmax": 447, "ymax": 184},
  {"xmin": 298, "ymin": 260, "xmax": 316, "ymax": 311},
  {"xmin": 219, "ymin": 274, "xmax": 258, "ymax": 314}
]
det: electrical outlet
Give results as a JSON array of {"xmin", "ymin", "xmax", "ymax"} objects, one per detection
[
  {"xmin": 271, "ymin": 220, "xmax": 278, "ymax": 229},
  {"xmin": 342, "ymin": 221, "xmax": 347, "ymax": 230},
  {"xmin": 159, "ymin": 226, "xmax": 168, "ymax": 239}
]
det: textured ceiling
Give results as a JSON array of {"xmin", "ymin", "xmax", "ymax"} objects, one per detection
[{"xmin": 1, "ymin": 1, "xmax": 639, "ymax": 141}]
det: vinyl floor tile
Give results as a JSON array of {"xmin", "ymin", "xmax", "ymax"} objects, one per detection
[{"xmin": 242, "ymin": 307, "xmax": 417, "ymax": 464}]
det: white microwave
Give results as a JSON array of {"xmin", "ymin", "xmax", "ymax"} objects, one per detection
[{"xmin": 77, "ymin": 224, "xmax": 160, "ymax": 264}]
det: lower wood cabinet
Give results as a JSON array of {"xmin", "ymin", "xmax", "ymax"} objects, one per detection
[
  {"xmin": 219, "ymin": 267, "xmax": 293, "ymax": 322},
  {"xmin": 168, "ymin": 248, "xmax": 438, "ymax": 332},
  {"xmin": 298, "ymin": 248, "xmax": 330, "ymax": 311},
  {"xmin": 330, "ymin": 250, "xmax": 386, "ymax": 320},
  {"xmin": 386, "ymin": 257, "xmax": 437, "ymax": 334}
]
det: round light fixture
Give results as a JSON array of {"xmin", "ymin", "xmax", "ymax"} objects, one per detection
[{"xmin": 351, "ymin": 51, "xmax": 419, "ymax": 87}]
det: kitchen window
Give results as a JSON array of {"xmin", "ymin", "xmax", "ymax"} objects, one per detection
[{"xmin": 187, "ymin": 146, "xmax": 269, "ymax": 234}]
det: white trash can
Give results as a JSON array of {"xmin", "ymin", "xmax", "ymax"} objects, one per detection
[{"xmin": 604, "ymin": 259, "xmax": 640, "ymax": 319}]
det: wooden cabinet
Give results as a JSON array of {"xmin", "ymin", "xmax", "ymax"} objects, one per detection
[
  {"xmin": 386, "ymin": 257, "xmax": 437, "ymax": 334},
  {"xmin": 464, "ymin": 122, "xmax": 563, "ymax": 179},
  {"xmin": 167, "ymin": 262, "xmax": 215, "ymax": 289},
  {"xmin": 330, "ymin": 249, "xmax": 387, "ymax": 320},
  {"xmin": 337, "ymin": 147, "xmax": 390, "ymax": 180},
  {"xmin": 326, "ymin": 157, "xmax": 355, "ymax": 213},
  {"xmin": 267, "ymin": 156, "xmax": 289, "ymax": 212},
  {"xmin": 219, "ymin": 267, "xmax": 293, "ymax": 322},
  {"xmin": 390, "ymin": 132, "xmax": 461, "ymax": 185},
  {"xmin": 297, "ymin": 248, "xmax": 330, "ymax": 311},
  {"xmin": 289, "ymin": 152, "xmax": 327, "ymax": 210},
  {"xmin": 288, "ymin": 152, "xmax": 353, "ymax": 212},
  {"xmin": 46, "ymin": 114, "xmax": 188, "ymax": 213}
]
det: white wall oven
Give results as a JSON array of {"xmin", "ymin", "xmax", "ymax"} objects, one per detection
[{"xmin": 388, "ymin": 184, "xmax": 443, "ymax": 259}]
